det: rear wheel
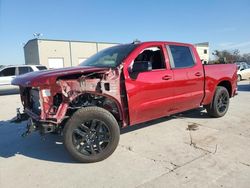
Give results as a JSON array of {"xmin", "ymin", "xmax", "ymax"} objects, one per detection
[
  {"xmin": 63, "ymin": 107, "xmax": 120, "ymax": 163},
  {"xmin": 237, "ymin": 74, "xmax": 242, "ymax": 82},
  {"xmin": 204, "ymin": 86, "xmax": 230, "ymax": 118}
]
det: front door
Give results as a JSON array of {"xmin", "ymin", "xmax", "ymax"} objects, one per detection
[
  {"xmin": 0, "ymin": 67, "xmax": 17, "ymax": 86},
  {"xmin": 124, "ymin": 45, "xmax": 175, "ymax": 125}
]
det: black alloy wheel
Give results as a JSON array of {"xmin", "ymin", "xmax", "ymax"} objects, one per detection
[
  {"xmin": 72, "ymin": 119, "xmax": 111, "ymax": 156},
  {"xmin": 205, "ymin": 86, "xmax": 230, "ymax": 118},
  {"xmin": 63, "ymin": 107, "xmax": 120, "ymax": 163},
  {"xmin": 216, "ymin": 91, "xmax": 229, "ymax": 114}
]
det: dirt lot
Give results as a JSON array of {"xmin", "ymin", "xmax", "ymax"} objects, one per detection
[{"xmin": 0, "ymin": 81, "xmax": 250, "ymax": 188}]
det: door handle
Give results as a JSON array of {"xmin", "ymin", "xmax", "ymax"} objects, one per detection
[
  {"xmin": 162, "ymin": 75, "xmax": 172, "ymax": 80},
  {"xmin": 195, "ymin": 72, "xmax": 202, "ymax": 77}
]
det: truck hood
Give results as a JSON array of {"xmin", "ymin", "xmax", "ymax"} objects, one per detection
[{"xmin": 12, "ymin": 66, "xmax": 108, "ymax": 87}]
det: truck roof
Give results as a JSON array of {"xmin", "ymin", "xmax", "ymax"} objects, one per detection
[{"xmin": 131, "ymin": 41, "xmax": 195, "ymax": 47}]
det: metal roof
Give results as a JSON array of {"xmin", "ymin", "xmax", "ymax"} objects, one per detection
[
  {"xmin": 194, "ymin": 42, "xmax": 209, "ymax": 47},
  {"xmin": 24, "ymin": 38, "xmax": 119, "ymax": 48}
]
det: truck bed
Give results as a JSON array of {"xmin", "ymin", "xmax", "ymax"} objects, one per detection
[{"xmin": 202, "ymin": 63, "xmax": 237, "ymax": 105}]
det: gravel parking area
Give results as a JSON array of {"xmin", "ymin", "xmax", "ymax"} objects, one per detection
[{"xmin": 0, "ymin": 81, "xmax": 250, "ymax": 188}]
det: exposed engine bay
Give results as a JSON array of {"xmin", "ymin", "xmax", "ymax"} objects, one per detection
[{"xmin": 17, "ymin": 67, "xmax": 128, "ymax": 136}]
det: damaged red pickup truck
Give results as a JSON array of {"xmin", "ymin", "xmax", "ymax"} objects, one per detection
[{"xmin": 12, "ymin": 41, "xmax": 237, "ymax": 162}]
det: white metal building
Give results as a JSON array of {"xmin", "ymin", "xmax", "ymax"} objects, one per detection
[
  {"xmin": 194, "ymin": 42, "xmax": 209, "ymax": 64},
  {"xmin": 24, "ymin": 39, "xmax": 118, "ymax": 68},
  {"xmin": 24, "ymin": 39, "xmax": 209, "ymax": 68}
]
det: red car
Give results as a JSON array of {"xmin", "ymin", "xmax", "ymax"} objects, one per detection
[{"xmin": 12, "ymin": 41, "xmax": 237, "ymax": 162}]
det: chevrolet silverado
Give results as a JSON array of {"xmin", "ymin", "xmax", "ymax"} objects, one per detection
[{"xmin": 12, "ymin": 41, "xmax": 237, "ymax": 162}]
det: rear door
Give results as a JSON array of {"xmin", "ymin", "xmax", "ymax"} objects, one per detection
[{"xmin": 166, "ymin": 44, "xmax": 204, "ymax": 112}]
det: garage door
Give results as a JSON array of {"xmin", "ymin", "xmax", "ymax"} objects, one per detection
[
  {"xmin": 48, "ymin": 58, "xmax": 64, "ymax": 69},
  {"xmin": 78, "ymin": 58, "xmax": 87, "ymax": 64}
]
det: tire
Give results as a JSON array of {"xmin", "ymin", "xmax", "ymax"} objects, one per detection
[
  {"xmin": 237, "ymin": 74, "xmax": 242, "ymax": 82},
  {"xmin": 63, "ymin": 106, "xmax": 120, "ymax": 163},
  {"xmin": 204, "ymin": 86, "xmax": 230, "ymax": 118}
]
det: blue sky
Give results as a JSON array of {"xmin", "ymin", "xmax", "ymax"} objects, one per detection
[{"xmin": 0, "ymin": 0, "xmax": 250, "ymax": 65}]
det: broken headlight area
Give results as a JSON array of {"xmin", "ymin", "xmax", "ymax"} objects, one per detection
[
  {"xmin": 17, "ymin": 87, "xmax": 60, "ymax": 121},
  {"xmin": 30, "ymin": 88, "xmax": 42, "ymax": 115},
  {"xmin": 18, "ymin": 87, "xmax": 42, "ymax": 116}
]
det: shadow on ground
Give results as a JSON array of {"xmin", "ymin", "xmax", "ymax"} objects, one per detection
[
  {"xmin": 121, "ymin": 107, "xmax": 209, "ymax": 134},
  {"xmin": 0, "ymin": 108, "xmax": 209, "ymax": 163},
  {"xmin": 0, "ymin": 120, "xmax": 74, "ymax": 163}
]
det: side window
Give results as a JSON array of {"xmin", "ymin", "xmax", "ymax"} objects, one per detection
[
  {"xmin": 134, "ymin": 47, "xmax": 165, "ymax": 70},
  {"xmin": 36, "ymin": 66, "xmax": 47, "ymax": 70},
  {"xmin": 18, "ymin": 67, "xmax": 33, "ymax": 75},
  {"xmin": 0, "ymin": 67, "xmax": 16, "ymax": 77},
  {"xmin": 168, "ymin": 45, "xmax": 195, "ymax": 68}
]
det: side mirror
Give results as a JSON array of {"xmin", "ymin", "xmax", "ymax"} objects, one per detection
[
  {"xmin": 240, "ymin": 68, "xmax": 244, "ymax": 71},
  {"xmin": 129, "ymin": 61, "xmax": 152, "ymax": 73}
]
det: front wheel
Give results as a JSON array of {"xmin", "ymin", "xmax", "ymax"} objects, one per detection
[
  {"xmin": 63, "ymin": 107, "xmax": 120, "ymax": 163},
  {"xmin": 204, "ymin": 86, "xmax": 230, "ymax": 118}
]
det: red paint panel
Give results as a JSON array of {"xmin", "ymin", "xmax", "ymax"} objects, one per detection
[{"xmin": 125, "ymin": 69, "xmax": 175, "ymax": 125}]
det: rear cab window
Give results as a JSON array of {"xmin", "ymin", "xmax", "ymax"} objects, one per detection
[
  {"xmin": 36, "ymin": 66, "xmax": 47, "ymax": 70},
  {"xmin": 18, "ymin": 66, "xmax": 33, "ymax": 75},
  {"xmin": 167, "ymin": 45, "xmax": 195, "ymax": 69}
]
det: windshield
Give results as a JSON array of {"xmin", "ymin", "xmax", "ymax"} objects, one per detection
[{"xmin": 79, "ymin": 44, "xmax": 137, "ymax": 68}]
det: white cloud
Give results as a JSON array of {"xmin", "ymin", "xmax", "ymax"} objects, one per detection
[{"xmin": 218, "ymin": 42, "xmax": 234, "ymax": 47}]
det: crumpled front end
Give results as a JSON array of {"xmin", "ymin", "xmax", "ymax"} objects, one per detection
[
  {"xmin": 16, "ymin": 85, "xmax": 67, "ymax": 135},
  {"xmin": 15, "ymin": 67, "xmax": 127, "ymax": 136}
]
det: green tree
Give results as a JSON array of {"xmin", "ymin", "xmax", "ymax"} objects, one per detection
[
  {"xmin": 212, "ymin": 49, "xmax": 240, "ymax": 64},
  {"xmin": 241, "ymin": 53, "xmax": 250, "ymax": 63}
]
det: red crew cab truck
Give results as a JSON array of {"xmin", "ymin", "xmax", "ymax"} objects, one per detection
[{"xmin": 12, "ymin": 41, "xmax": 237, "ymax": 162}]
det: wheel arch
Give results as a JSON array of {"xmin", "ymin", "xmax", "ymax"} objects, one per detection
[
  {"xmin": 69, "ymin": 92, "xmax": 124, "ymax": 125},
  {"xmin": 217, "ymin": 80, "xmax": 232, "ymax": 97},
  {"xmin": 237, "ymin": 73, "xmax": 242, "ymax": 80}
]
